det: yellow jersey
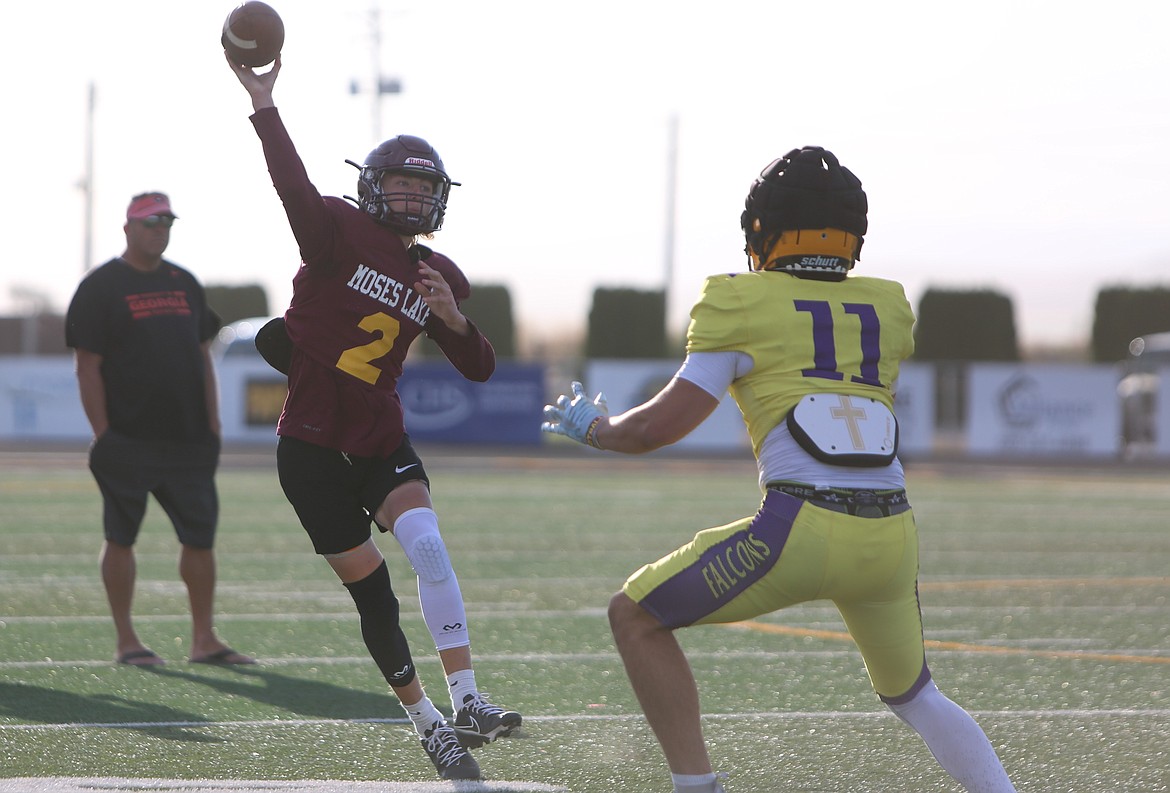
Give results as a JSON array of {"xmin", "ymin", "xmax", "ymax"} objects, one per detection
[{"xmin": 686, "ymin": 271, "xmax": 915, "ymax": 456}]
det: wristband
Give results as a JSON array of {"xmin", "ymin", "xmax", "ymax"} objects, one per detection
[{"xmin": 585, "ymin": 416, "xmax": 604, "ymax": 449}]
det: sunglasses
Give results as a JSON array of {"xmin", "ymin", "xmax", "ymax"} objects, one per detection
[{"xmin": 141, "ymin": 215, "xmax": 175, "ymax": 228}]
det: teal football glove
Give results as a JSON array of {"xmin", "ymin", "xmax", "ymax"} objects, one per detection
[{"xmin": 541, "ymin": 381, "xmax": 608, "ymax": 448}]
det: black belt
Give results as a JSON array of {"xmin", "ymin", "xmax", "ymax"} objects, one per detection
[{"xmin": 767, "ymin": 482, "xmax": 911, "ymax": 518}]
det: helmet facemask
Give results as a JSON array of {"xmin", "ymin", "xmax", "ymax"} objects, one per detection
[
  {"xmin": 345, "ymin": 135, "xmax": 458, "ymax": 235},
  {"xmin": 740, "ymin": 147, "xmax": 868, "ymax": 280}
]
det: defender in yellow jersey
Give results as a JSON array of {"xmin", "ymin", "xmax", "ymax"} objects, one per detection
[
  {"xmin": 688, "ymin": 270, "xmax": 914, "ymax": 459},
  {"xmin": 543, "ymin": 147, "xmax": 1016, "ymax": 793}
]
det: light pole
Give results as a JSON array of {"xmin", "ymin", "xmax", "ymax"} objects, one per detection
[
  {"xmin": 78, "ymin": 81, "xmax": 96, "ymax": 273},
  {"xmin": 348, "ymin": 4, "xmax": 402, "ymax": 142},
  {"xmin": 663, "ymin": 113, "xmax": 679, "ymax": 326}
]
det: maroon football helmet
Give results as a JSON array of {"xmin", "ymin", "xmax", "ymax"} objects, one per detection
[{"xmin": 347, "ymin": 135, "xmax": 459, "ymax": 234}]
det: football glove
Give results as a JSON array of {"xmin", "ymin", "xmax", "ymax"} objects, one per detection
[{"xmin": 541, "ymin": 381, "xmax": 608, "ymax": 448}]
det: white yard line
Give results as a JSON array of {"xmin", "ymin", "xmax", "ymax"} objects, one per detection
[
  {"xmin": 2, "ymin": 709, "xmax": 1167, "ymax": 733},
  {"xmin": 0, "ymin": 779, "xmax": 566, "ymax": 793}
]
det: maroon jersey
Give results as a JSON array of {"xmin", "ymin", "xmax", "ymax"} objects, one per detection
[{"xmin": 250, "ymin": 108, "xmax": 495, "ymax": 457}]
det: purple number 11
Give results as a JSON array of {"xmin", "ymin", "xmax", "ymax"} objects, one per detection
[{"xmin": 793, "ymin": 300, "xmax": 883, "ymax": 387}]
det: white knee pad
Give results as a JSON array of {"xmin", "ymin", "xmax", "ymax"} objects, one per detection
[
  {"xmin": 393, "ymin": 507, "xmax": 468, "ymax": 651},
  {"xmin": 393, "ymin": 507, "xmax": 452, "ymax": 583}
]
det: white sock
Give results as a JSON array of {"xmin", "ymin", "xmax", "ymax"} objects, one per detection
[
  {"xmin": 402, "ymin": 694, "xmax": 445, "ymax": 737},
  {"xmin": 447, "ymin": 668, "xmax": 477, "ymax": 711},
  {"xmin": 887, "ymin": 681, "xmax": 1016, "ymax": 792},
  {"xmin": 671, "ymin": 772, "xmax": 717, "ymax": 793}
]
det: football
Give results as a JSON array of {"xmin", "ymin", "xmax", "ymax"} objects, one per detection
[{"xmin": 221, "ymin": 1, "xmax": 284, "ymax": 68}]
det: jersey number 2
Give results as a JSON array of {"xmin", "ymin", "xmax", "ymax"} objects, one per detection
[
  {"xmin": 336, "ymin": 312, "xmax": 401, "ymax": 385},
  {"xmin": 793, "ymin": 300, "xmax": 883, "ymax": 387}
]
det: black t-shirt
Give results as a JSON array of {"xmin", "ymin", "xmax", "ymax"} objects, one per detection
[{"xmin": 65, "ymin": 257, "xmax": 220, "ymax": 442}]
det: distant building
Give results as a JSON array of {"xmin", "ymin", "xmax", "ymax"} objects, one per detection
[{"xmin": 0, "ymin": 314, "xmax": 70, "ymax": 356}]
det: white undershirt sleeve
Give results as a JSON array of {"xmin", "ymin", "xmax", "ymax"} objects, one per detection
[{"xmin": 674, "ymin": 350, "xmax": 753, "ymax": 399}]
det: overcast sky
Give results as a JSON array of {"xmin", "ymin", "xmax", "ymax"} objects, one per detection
[{"xmin": 3, "ymin": 0, "xmax": 1167, "ymax": 349}]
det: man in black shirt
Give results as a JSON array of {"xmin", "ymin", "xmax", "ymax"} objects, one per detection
[{"xmin": 66, "ymin": 192, "xmax": 253, "ymax": 667}]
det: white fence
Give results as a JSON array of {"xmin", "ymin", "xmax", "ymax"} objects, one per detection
[
  {"xmin": 966, "ymin": 364, "xmax": 1122, "ymax": 457},
  {"xmin": 2, "ymin": 356, "xmax": 1168, "ymax": 459}
]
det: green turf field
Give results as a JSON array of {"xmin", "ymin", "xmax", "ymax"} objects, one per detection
[{"xmin": 1, "ymin": 449, "xmax": 1167, "ymax": 792}]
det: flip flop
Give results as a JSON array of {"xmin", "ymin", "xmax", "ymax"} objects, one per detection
[
  {"xmin": 116, "ymin": 649, "xmax": 165, "ymax": 666},
  {"xmin": 189, "ymin": 647, "xmax": 256, "ymax": 665}
]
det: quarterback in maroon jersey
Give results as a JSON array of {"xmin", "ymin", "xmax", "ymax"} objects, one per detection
[{"xmin": 227, "ymin": 54, "xmax": 519, "ymax": 781}]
